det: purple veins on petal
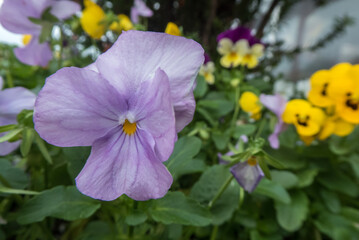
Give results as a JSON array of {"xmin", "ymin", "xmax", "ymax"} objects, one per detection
[{"xmin": 230, "ymin": 157, "xmax": 264, "ymax": 193}]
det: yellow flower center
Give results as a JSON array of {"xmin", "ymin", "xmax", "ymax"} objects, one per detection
[
  {"xmin": 321, "ymin": 83, "xmax": 329, "ymax": 96},
  {"xmin": 22, "ymin": 35, "xmax": 32, "ymax": 45},
  {"xmin": 345, "ymin": 93, "xmax": 359, "ymax": 111},
  {"xmin": 123, "ymin": 119, "xmax": 137, "ymax": 135},
  {"xmin": 247, "ymin": 157, "xmax": 257, "ymax": 166},
  {"xmin": 296, "ymin": 114, "xmax": 310, "ymax": 127}
]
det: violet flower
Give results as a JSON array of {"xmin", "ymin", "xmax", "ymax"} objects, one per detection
[
  {"xmin": 217, "ymin": 26, "xmax": 261, "ymax": 46},
  {"xmin": 0, "ymin": 0, "xmax": 80, "ymax": 67},
  {"xmin": 230, "ymin": 157, "xmax": 264, "ymax": 192},
  {"xmin": 0, "ymin": 77, "xmax": 36, "ymax": 155},
  {"xmin": 34, "ymin": 31, "xmax": 204, "ymax": 201},
  {"xmin": 259, "ymin": 94, "xmax": 287, "ymax": 149},
  {"xmin": 131, "ymin": 0, "xmax": 153, "ymax": 24}
]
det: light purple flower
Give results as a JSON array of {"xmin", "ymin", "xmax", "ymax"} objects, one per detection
[
  {"xmin": 260, "ymin": 94, "xmax": 287, "ymax": 149},
  {"xmin": 34, "ymin": 31, "xmax": 204, "ymax": 201},
  {"xmin": 0, "ymin": 0, "xmax": 80, "ymax": 67},
  {"xmin": 217, "ymin": 26, "xmax": 262, "ymax": 46},
  {"xmin": 131, "ymin": 0, "xmax": 153, "ymax": 24},
  {"xmin": 0, "ymin": 77, "xmax": 36, "ymax": 156},
  {"xmin": 230, "ymin": 158, "xmax": 264, "ymax": 192}
]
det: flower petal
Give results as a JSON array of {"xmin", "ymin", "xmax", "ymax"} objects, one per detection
[
  {"xmin": 259, "ymin": 94, "xmax": 286, "ymax": 118},
  {"xmin": 50, "ymin": 0, "xmax": 81, "ymax": 20},
  {"xmin": 230, "ymin": 161, "xmax": 264, "ymax": 192},
  {"xmin": 76, "ymin": 129, "xmax": 173, "ymax": 201},
  {"xmin": 96, "ymin": 30, "xmax": 204, "ymax": 130},
  {"xmin": 130, "ymin": 69, "xmax": 176, "ymax": 161},
  {"xmin": 14, "ymin": 37, "xmax": 52, "ymax": 67},
  {"xmin": 34, "ymin": 67, "xmax": 127, "ymax": 147},
  {"xmin": 0, "ymin": 0, "xmax": 42, "ymax": 34},
  {"xmin": 0, "ymin": 87, "xmax": 36, "ymax": 115}
]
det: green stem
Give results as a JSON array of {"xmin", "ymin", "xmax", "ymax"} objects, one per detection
[
  {"xmin": 227, "ymin": 151, "xmax": 252, "ymax": 168},
  {"xmin": 255, "ymin": 118, "xmax": 266, "ymax": 139},
  {"xmin": 210, "ymin": 225, "xmax": 219, "ymax": 240},
  {"xmin": 238, "ymin": 187, "xmax": 245, "ymax": 209},
  {"xmin": 6, "ymin": 71, "xmax": 13, "ymax": 88},
  {"xmin": 208, "ymin": 175, "xmax": 234, "ymax": 208},
  {"xmin": 231, "ymin": 85, "xmax": 241, "ymax": 127}
]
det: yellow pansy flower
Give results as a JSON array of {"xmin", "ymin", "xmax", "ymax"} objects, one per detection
[
  {"xmin": 22, "ymin": 35, "xmax": 32, "ymax": 45},
  {"xmin": 165, "ymin": 22, "xmax": 181, "ymax": 36},
  {"xmin": 236, "ymin": 39, "xmax": 264, "ymax": 69},
  {"xmin": 199, "ymin": 61, "xmax": 215, "ymax": 84},
  {"xmin": 327, "ymin": 63, "xmax": 359, "ymax": 124},
  {"xmin": 217, "ymin": 38, "xmax": 243, "ymax": 68},
  {"xmin": 239, "ymin": 91, "xmax": 262, "ymax": 120},
  {"xmin": 109, "ymin": 14, "xmax": 133, "ymax": 33},
  {"xmin": 80, "ymin": 0, "xmax": 106, "ymax": 39},
  {"xmin": 308, "ymin": 63, "xmax": 351, "ymax": 107},
  {"xmin": 282, "ymin": 99, "xmax": 325, "ymax": 136},
  {"xmin": 318, "ymin": 116, "xmax": 355, "ymax": 140}
]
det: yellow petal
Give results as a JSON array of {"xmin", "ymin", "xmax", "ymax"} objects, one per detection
[
  {"xmin": 308, "ymin": 70, "xmax": 333, "ymax": 107},
  {"xmin": 242, "ymin": 54, "xmax": 258, "ymax": 69},
  {"xmin": 234, "ymin": 39, "xmax": 249, "ymax": 56},
  {"xmin": 217, "ymin": 38, "xmax": 233, "ymax": 55},
  {"xmin": 80, "ymin": 0, "xmax": 106, "ymax": 39},
  {"xmin": 239, "ymin": 92, "xmax": 261, "ymax": 114},
  {"xmin": 204, "ymin": 73, "xmax": 215, "ymax": 85},
  {"xmin": 220, "ymin": 52, "xmax": 241, "ymax": 68},
  {"xmin": 318, "ymin": 117, "xmax": 336, "ymax": 140},
  {"xmin": 300, "ymin": 135, "xmax": 315, "ymax": 146},
  {"xmin": 165, "ymin": 22, "xmax": 181, "ymax": 36},
  {"xmin": 282, "ymin": 99, "xmax": 312, "ymax": 124},
  {"xmin": 333, "ymin": 119, "xmax": 355, "ymax": 136},
  {"xmin": 295, "ymin": 120, "xmax": 321, "ymax": 136},
  {"xmin": 251, "ymin": 43, "xmax": 264, "ymax": 58},
  {"xmin": 110, "ymin": 14, "xmax": 133, "ymax": 33}
]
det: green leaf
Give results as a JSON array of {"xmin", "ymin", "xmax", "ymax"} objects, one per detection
[
  {"xmin": 125, "ymin": 210, "xmax": 148, "ymax": 226},
  {"xmin": 275, "ymin": 190, "xmax": 309, "ymax": 232},
  {"xmin": 63, "ymin": 147, "xmax": 91, "ymax": 180},
  {"xmin": 233, "ymin": 124, "xmax": 256, "ymax": 138},
  {"xmin": 78, "ymin": 221, "xmax": 115, "ymax": 240},
  {"xmin": 165, "ymin": 136, "xmax": 203, "ymax": 180},
  {"xmin": 264, "ymin": 147, "xmax": 306, "ymax": 170},
  {"xmin": 190, "ymin": 165, "xmax": 240, "ymax": 225},
  {"xmin": 0, "ymin": 128, "xmax": 22, "ymax": 143},
  {"xmin": 320, "ymin": 189, "xmax": 341, "ymax": 213},
  {"xmin": 17, "ymin": 186, "xmax": 101, "ymax": 224},
  {"xmin": 198, "ymin": 92, "xmax": 234, "ymax": 118},
  {"xmin": 260, "ymin": 151, "xmax": 285, "ymax": 169},
  {"xmin": 0, "ymin": 124, "xmax": 16, "ymax": 133},
  {"xmin": 0, "ymin": 159, "xmax": 28, "ymax": 189},
  {"xmin": 35, "ymin": 134, "xmax": 53, "ymax": 164},
  {"xmin": 212, "ymin": 129, "xmax": 231, "ymax": 150},
  {"xmin": 194, "ymin": 75, "xmax": 208, "ymax": 98},
  {"xmin": 148, "ymin": 191, "xmax": 211, "ymax": 226},
  {"xmin": 296, "ymin": 169, "xmax": 318, "ymax": 188},
  {"xmin": 20, "ymin": 128, "xmax": 34, "ymax": 157},
  {"xmin": 270, "ymin": 170, "xmax": 298, "ymax": 189},
  {"xmin": 258, "ymin": 157, "xmax": 271, "ymax": 180},
  {"xmin": 341, "ymin": 207, "xmax": 359, "ymax": 222},
  {"xmin": 318, "ymin": 171, "xmax": 359, "ymax": 197},
  {"xmin": 254, "ymin": 179, "xmax": 291, "ymax": 204}
]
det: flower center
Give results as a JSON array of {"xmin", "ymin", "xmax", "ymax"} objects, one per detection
[
  {"xmin": 321, "ymin": 83, "xmax": 329, "ymax": 96},
  {"xmin": 123, "ymin": 119, "xmax": 137, "ymax": 135},
  {"xmin": 22, "ymin": 35, "xmax": 32, "ymax": 46},
  {"xmin": 247, "ymin": 157, "xmax": 257, "ymax": 166},
  {"xmin": 228, "ymin": 52, "xmax": 238, "ymax": 61},
  {"xmin": 296, "ymin": 114, "xmax": 310, "ymax": 127}
]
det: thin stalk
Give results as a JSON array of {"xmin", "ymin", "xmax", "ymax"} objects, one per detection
[
  {"xmin": 255, "ymin": 118, "xmax": 266, "ymax": 139},
  {"xmin": 231, "ymin": 85, "xmax": 240, "ymax": 127},
  {"xmin": 6, "ymin": 71, "xmax": 13, "ymax": 88},
  {"xmin": 208, "ymin": 175, "xmax": 234, "ymax": 208},
  {"xmin": 210, "ymin": 225, "xmax": 219, "ymax": 240}
]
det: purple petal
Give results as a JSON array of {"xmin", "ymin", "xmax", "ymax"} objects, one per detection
[
  {"xmin": 14, "ymin": 37, "xmax": 52, "ymax": 67},
  {"xmin": 134, "ymin": 0, "xmax": 153, "ymax": 17},
  {"xmin": 0, "ymin": 87, "xmax": 36, "ymax": 115},
  {"xmin": 0, "ymin": 0, "xmax": 43, "ymax": 34},
  {"xmin": 268, "ymin": 121, "xmax": 287, "ymax": 149},
  {"xmin": 95, "ymin": 31, "xmax": 204, "ymax": 131},
  {"xmin": 217, "ymin": 27, "xmax": 261, "ymax": 46},
  {"xmin": 130, "ymin": 69, "xmax": 176, "ymax": 162},
  {"xmin": 218, "ymin": 151, "xmax": 234, "ymax": 164},
  {"xmin": 0, "ymin": 140, "xmax": 20, "ymax": 156},
  {"xmin": 49, "ymin": 1, "xmax": 81, "ymax": 20},
  {"xmin": 34, "ymin": 67, "xmax": 128, "ymax": 147},
  {"xmin": 173, "ymin": 91, "xmax": 195, "ymax": 132},
  {"xmin": 230, "ymin": 161, "xmax": 264, "ymax": 192},
  {"xmin": 76, "ymin": 128, "xmax": 173, "ymax": 201},
  {"xmin": 204, "ymin": 53, "xmax": 211, "ymax": 64},
  {"xmin": 259, "ymin": 94, "xmax": 287, "ymax": 118},
  {"xmin": 130, "ymin": 8, "xmax": 139, "ymax": 24}
]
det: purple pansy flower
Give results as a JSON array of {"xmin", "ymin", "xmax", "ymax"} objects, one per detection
[
  {"xmin": 131, "ymin": 0, "xmax": 153, "ymax": 24},
  {"xmin": 34, "ymin": 31, "xmax": 204, "ymax": 201},
  {"xmin": 0, "ymin": 77, "xmax": 36, "ymax": 156},
  {"xmin": 217, "ymin": 26, "xmax": 261, "ymax": 46},
  {"xmin": 204, "ymin": 53, "xmax": 211, "ymax": 65},
  {"xmin": 260, "ymin": 94, "xmax": 287, "ymax": 149},
  {"xmin": 230, "ymin": 157, "xmax": 264, "ymax": 192},
  {"xmin": 0, "ymin": 0, "xmax": 80, "ymax": 67}
]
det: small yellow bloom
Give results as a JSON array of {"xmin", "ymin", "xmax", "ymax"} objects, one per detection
[
  {"xmin": 165, "ymin": 22, "xmax": 181, "ymax": 36},
  {"xmin": 300, "ymin": 135, "xmax": 315, "ymax": 145},
  {"xmin": 80, "ymin": 0, "xmax": 106, "ymax": 39},
  {"xmin": 282, "ymin": 99, "xmax": 325, "ymax": 136},
  {"xmin": 109, "ymin": 14, "xmax": 133, "ymax": 33},
  {"xmin": 327, "ymin": 63, "xmax": 359, "ymax": 124},
  {"xmin": 318, "ymin": 116, "xmax": 354, "ymax": 140},
  {"xmin": 199, "ymin": 61, "xmax": 215, "ymax": 84},
  {"xmin": 239, "ymin": 91, "xmax": 262, "ymax": 120},
  {"xmin": 308, "ymin": 63, "xmax": 351, "ymax": 107},
  {"xmin": 236, "ymin": 40, "xmax": 264, "ymax": 69},
  {"xmin": 22, "ymin": 35, "xmax": 32, "ymax": 45},
  {"xmin": 217, "ymin": 38, "xmax": 243, "ymax": 68}
]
